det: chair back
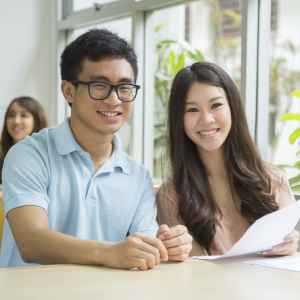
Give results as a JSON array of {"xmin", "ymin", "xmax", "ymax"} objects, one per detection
[{"xmin": 0, "ymin": 193, "xmax": 4, "ymax": 247}]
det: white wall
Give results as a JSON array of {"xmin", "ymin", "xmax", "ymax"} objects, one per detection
[{"xmin": 0, "ymin": 0, "xmax": 54, "ymax": 130}]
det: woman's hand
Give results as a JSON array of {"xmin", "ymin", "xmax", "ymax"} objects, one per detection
[
  {"xmin": 157, "ymin": 224, "xmax": 193, "ymax": 262},
  {"xmin": 260, "ymin": 230, "xmax": 299, "ymax": 256}
]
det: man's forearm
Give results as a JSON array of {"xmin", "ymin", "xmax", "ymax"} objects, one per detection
[{"xmin": 20, "ymin": 228, "xmax": 113, "ymax": 266}]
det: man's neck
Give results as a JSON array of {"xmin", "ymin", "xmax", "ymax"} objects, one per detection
[{"xmin": 69, "ymin": 118, "xmax": 113, "ymax": 171}]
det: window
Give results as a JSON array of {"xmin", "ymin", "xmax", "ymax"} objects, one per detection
[
  {"xmin": 56, "ymin": 0, "xmax": 279, "ymax": 182},
  {"xmin": 269, "ymin": 0, "xmax": 300, "ymax": 177}
]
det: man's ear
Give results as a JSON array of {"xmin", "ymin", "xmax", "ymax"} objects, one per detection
[{"xmin": 61, "ymin": 80, "xmax": 75, "ymax": 105}]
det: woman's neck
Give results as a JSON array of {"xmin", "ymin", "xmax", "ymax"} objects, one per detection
[{"xmin": 198, "ymin": 148, "xmax": 227, "ymax": 178}]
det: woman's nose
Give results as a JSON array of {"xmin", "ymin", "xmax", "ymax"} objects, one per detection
[
  {"xmin": 199, "ymin": 112, "xmax": 214, "ymax": 124},
  {"xmin": 12, "ymin": 115, "xmax": 21, "ymax": 124}
]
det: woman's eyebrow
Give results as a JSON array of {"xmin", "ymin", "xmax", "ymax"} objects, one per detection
[
  {"xmin": 208, "ymin": 96, "xmax": 225, "ymax": 102},
  {"xmin": 186, "ymin": 96, "xmax": 224, "ymax": 105},
  {"xmin": 185, "ymin": 100, "xmax": 198, "ymax": 105}
]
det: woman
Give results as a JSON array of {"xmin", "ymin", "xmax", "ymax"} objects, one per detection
[
  {"xmin": 0, "ymin": 96, "xmax": 48, "ymax": 184},
  {"xmin": 157, "ymin": 62, "xmax": 299, "ymax": 256}
]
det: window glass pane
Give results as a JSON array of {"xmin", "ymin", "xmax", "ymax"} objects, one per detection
[
  {"xmin": 69, "ymin": 18, "xmax": 133, "ymax": 154},
  {"xmin": 73, "ymin": 0, "xmax": 119, "ymax": 11},
  {"xmin": 269, "ymin": 0, "xmax": 300, "ymax": 181},
  {"xmin": 149, "ymin": 0, "xmax": 242, "ymax": 181},
  {"xmin": 72, "ymin": 18, "xmax": 131, "ymax": 42}
]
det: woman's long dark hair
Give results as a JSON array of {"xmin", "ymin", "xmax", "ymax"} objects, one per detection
[
  {"xmin": 168, "ymin": 62, "xmax": 278, "ymax": 252},
  {"xmin": 0, "ymin": 96, "xmax": 48, "ymax": 182}
]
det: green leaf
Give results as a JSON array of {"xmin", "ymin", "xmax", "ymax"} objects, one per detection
[
  {"xmin": 290, "ymin": 89, "xmax": 300, "ymax": 98},
  {"xmin": 175, "ymin": 39, "xmax": 194, "ymax": 52},
  {"xmin": 291, "ymin": 185, "xmax": 300, "ymax": 194},
  {"xmin": 187, "ymin": 49, "xmax": 205, "ymax": 62},
  {"xmin": 157, "ymin": 39, "xmax": 177, "ymax": 47},
  {"xmin": 289, "ymin": 128, "xmax": 300, "ymax": 144},
  {"xmin": 280, "ymin": 113, "xmax": 300, "ymax": 122},
  {"xmin": 168, "ymin": 50, "xmax": 176, "ymax": 73},
  {"xmin": 293, "ymin": 161, "xmax": 300, "ymax": 169},
  {"xmin": 195, "ymin": 50, "xmax": 205, "ymax": 61},
  {"xmin": 290, "ymin": 174, "xmax": 300, "ymax": 186},
  {"xmin": 154, "ymin": 22, "xmax": 167, "ymax": 33},
  {"xmin": 173, "ymin": 53, "xmax": 185, "ymax": 74}
]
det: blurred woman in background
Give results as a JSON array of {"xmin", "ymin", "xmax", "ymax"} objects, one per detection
[{"xmin": 0, "ymin": 96, "xmax": 48, "ymax": 184}]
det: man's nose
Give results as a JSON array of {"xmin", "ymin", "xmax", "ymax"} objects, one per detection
[{"xmin": 104, "ymin": 88, "xmax": 122, "ymax": 105}]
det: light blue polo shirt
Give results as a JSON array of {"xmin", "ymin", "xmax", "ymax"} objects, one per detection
[{"xmin": 0, "ymin": 120, "xmax": 158, "ymax": 267}]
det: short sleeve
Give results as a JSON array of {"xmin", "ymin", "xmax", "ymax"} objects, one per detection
[
  {"xmin": 2, "ymin": 141, "xmax": 50, "ymax": 215},
  {"xmin": 128, "ymin": 171, "xmax": 158, "ymax": 237}
]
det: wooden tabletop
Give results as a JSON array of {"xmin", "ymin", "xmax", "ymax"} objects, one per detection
[{"xmin": 1, "ymin": 259, "xmax": 299, "ymax": 300}]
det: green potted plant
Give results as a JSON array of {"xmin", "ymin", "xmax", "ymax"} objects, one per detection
[{"xmin": 280, "ymin": 89, "xmax": 300, "ymax": 196}]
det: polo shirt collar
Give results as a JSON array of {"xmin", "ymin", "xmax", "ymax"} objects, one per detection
[
  {"xmin": 54, "ymin": 119, "xmax": 83, "ymax": 155},
  {"xmin": 54, "ymin": 119, "xmax": 131, "ymax": 175},
  {"xmin": 98, "ymin": 134, "xmax": 131, "ymax": 175}
]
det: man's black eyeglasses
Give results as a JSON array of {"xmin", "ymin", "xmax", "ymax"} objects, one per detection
[{"xmin": 71, "ymin": 80, "xmax": 140, "ymax": 102}]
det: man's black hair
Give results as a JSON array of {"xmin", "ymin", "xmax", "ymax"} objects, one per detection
[{"xmin": 60, "ymin": 29, "xmax": 138, "ymax": 81}]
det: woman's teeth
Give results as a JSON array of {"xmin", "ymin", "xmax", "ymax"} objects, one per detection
[{"xmin": 199, "ymin": 129, "xmax": 218, "ymax": 136}]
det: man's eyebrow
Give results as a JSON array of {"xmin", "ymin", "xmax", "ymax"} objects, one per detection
[
  {"xmin": 89, "ymin": 75, "xmax": 134, "ymax": 83},
  {"xmin": 89, "ymin": 75, "xmax": 109, "ymax": 81},
  {"xmin": 117, "ymin": 78, "xmax": 135, "ymax": 83}
]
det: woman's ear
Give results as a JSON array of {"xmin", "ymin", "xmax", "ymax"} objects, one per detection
[{"xmin": 61, "ymin": 81, "xmax": 75, "ymax": 106}]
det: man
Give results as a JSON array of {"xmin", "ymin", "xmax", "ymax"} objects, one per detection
[{"xmin": 0, "ymin": 29, "xmax": 192, "ymax": 269}]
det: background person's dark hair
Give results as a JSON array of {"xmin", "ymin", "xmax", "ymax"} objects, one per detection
[
  {"xmin": 168, "ymin": 61, "xmax": 278, "ymax": 253},
  {"xmin": 60, "ymin": 29, "xmax": 138, "ymax": 82},
  {"xmin": 0, "ymin": 96, "xmax": 48, "ymax": 183}
]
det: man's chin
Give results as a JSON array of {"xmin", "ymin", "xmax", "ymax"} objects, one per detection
[{"xmin": 95, "ymin": 126, "xmax": 121, "ymax": 136}]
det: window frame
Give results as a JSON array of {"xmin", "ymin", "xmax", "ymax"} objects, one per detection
[{"xmin": 54, "ymin": 0, "xmax": 272, "ymax": 175}]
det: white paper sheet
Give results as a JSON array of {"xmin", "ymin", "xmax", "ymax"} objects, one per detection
[
  {"xmin": 244, "ymin": 254, "xmax": 300, "ymax": 271},
  {"xmin": 192, "ymin": 201, "xmax": 300, "ymax": 260}
]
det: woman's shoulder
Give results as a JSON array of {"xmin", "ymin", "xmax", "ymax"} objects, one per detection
[
  {"xmin": 157, "ymin": 180, "xmax": 176, "ymax": 198},
  {"xmin": 264, "ymin": 163, "xmax": 288, "ymax": 187},
  {"xmin": 264, "ymin": 163, "xmax": 295, "ymax": 208},
  {"xmin": 156, "ymin": 179, "xmax": 181, "ymax": 226},
  {"xmin": 156, "ymin": 180, "xmax": 178, "ymax": 209}
]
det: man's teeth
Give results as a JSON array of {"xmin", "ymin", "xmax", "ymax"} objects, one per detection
[{"xmin": 98, "ymin": 111, "xmax": 119, "ymax": 117}]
